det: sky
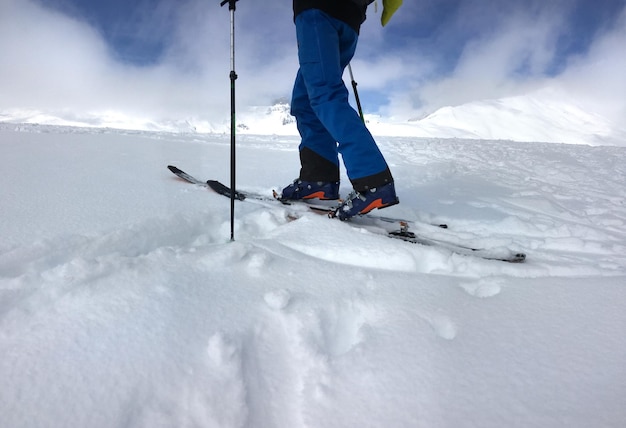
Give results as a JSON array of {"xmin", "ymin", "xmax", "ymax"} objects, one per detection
[{"xmin": 0, "ymin": 0, "xmax": 625, "ymax": 124}]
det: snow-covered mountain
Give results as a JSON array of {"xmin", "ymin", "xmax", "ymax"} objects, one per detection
[
  {"xmin": 409, "ymin": 88, "xmax": 626, "ymax": 146},
  {"xmin": 2, "ymin": 87, "xmax": 624, "ymax": 146}
]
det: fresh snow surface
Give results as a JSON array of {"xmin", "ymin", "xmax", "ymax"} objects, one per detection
[{"xmin": 1, "ymin": 123, "xmax": 626, "ymax": 428}]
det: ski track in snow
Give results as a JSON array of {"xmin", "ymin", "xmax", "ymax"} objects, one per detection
[{"xmin": 1, "ymin": 124, "xmax": 626, "ymax": 427}]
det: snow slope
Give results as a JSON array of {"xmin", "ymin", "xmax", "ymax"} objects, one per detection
[
  {"xmin": 406, "ymin": 91, "xmax": 624, "ymax": 146},
  {"xmin": 1, "ymin": 123, "xmax": 626, "ymax": 427}
]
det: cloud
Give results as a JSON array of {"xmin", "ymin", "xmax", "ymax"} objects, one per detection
[
  {"xmin": 0, "ymin": 0, "xmax": 297, "ymax": 121},
  {"xmin": 369, "ymin": 1, "xmax": 566, "ymax": 117},
  {"xmin": 356, "ymin": 0, "xmax": 626, "ymax": 123},
  {"xmin": 0, "ymin": 0, "xmax": 111, "ymax": 108},
  {"xmin": 0, "ymin": 0, "xmax": 624, "ymax": 127},
  {"xmin": 559, "ymin": 6, "xmax": 626, "ymax": 121}
]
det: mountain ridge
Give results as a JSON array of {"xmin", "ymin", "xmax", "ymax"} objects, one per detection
[{"xmin": 2, "ymin": 87, "xmax": 624, "ymax": 146}]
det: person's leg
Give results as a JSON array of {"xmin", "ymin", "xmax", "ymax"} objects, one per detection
[
  {"xmin": 291, "ymin": 69, "xmax": 340, "ymax": 182},
  {"xmin": 295, "ymin": 9, "xmax": 393, "ymax": 191}
]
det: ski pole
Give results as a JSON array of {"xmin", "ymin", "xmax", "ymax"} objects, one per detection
[
  {"xmin": 220, "ymin": 0, "xmax": 238, "ymax": 241},
  {"xmin": 347, "ymin": 63, "xmax": 365, "ymax": 123}
]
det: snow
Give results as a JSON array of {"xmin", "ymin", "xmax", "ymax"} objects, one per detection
[
  {"xmin": 3, "ymin": 85, "xmax": 626, "ymax": 147},
  {"xmin": 1, "ymin": 121, "xmax": 626, "ymax": 428}
]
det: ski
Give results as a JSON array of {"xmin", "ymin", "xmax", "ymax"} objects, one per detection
[
  {"xmin": 169, "ymin": 165, "xmax": 436, "ymax": 222},
  {"xmin": 169, "ymin": 165, "xmax": 268, "ymax": 202},
  {"xmin": 167, "ymin": 165, "xmax": 526, "ymax": 263},
  {"xmin": 170, "ymin": 165, "xmax": 344, "ymax": 209},
  {"xmin": 386, "ymin": 225, "xmax": 526, "ymax": 263}
]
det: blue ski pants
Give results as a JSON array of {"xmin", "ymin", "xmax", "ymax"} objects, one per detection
[{"xmin": 291, "ymin": 9, "xmax": 390, "ymax": 185}]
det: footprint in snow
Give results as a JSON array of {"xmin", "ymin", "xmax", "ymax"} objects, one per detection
[
  {"xmin": 245, "ymin": 249, "xmax": 272, "ymax": 277},
  {"xmin": 206, "ymin": 333, "xmax": 240, "ymax": 368},
  {"xmin": 264, "ymin": 289, "xmax": 292, "ymax": 310},
  {"xmin": 458, "ymin": 278, "xmax": 503, "ymax": 298},
  {"xmin": 425, "ymin": 314, "xmax": 457, "ymax": 340},
  {"xmin": 318, "ymin": 300, "xmax": 376, "ymax": 357}
]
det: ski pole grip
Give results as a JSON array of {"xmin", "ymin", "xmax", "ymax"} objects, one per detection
[{"xmin": 220, "ymin": 0, "xmax": 238, "ymax": 11}]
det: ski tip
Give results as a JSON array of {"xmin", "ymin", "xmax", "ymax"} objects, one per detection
[
  {"xmin": 511, "ymin": 253, "xmax": 527, "ymax": 263},
  {"xmin": 206, "ymin": 180, "xmax": 247, "ymax": 201},
  {"xmin": 499, "ymin": 253, "xmax": 526, "ymax": 263},
  {"xmin": 167, "ymin": 165, "xmax": 181, "ymax": 173}
]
